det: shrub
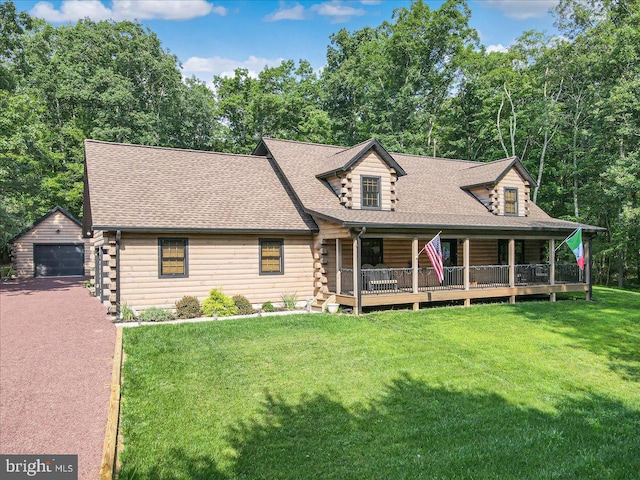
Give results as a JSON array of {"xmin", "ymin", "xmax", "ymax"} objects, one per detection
[
  {"xmin": 262, "ymin": 301, "xmax": 275, "ymax": 313},
  {"xmin": 233, "ymin": 295, "xmax": 254, "ymax": 315},
  {"xmin": 281, "ymin": 292, "xmax": 298, "ymax": 310},
  {"xmin": 175, "ymin": 296, "xmax": 202, "ymax": 319},
  {"xmin": 139, "ymin": 307, "xmax": 174, "ymax": 322},
  {"xmin": 120, "ymin": 303, "xmax": 136, "ymax": 322},
  {"xmin": 201, "ymin": 289, "xmax": 238, "ymax": 317}
]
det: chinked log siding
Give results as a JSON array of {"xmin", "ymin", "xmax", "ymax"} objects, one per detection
[
  {"xmin": 496, "ymin": 169, "xmax": 527, "ymax": 216},
  {"xmin": 350, "ymin": 150, "xmax": 395, "ymax": 210},
  {"xmin": 118, "ymin": 233, "xmax": 315, "ymax": 310}
]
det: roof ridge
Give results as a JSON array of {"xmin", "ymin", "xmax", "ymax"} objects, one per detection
[
  {"xmin": 458, "ymin": 156, "xmax": 517, "ymax": 170},
  {"xmin": 85, "ymin": 139, "xmax": 262, "ymax": 160},
  {"xmin": 262, "ymin": 136, "xmax": 346, "ymax": 150},
  {"xmin": 330, "ymin": 138, "xmax": 375, "ymax": 156},
  {"xmin": 392, "ymin": 151, "xmax": 477, "ymax": 164}
]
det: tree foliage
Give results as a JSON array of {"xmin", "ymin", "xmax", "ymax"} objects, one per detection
[{"xmin": 1, "ymin": 0, "xmax": 638, "ymax": 285}]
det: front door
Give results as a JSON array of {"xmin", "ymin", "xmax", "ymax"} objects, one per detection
[{"xmin": 442, "ymin": 239, "xmax": 458, "ymax": 267}]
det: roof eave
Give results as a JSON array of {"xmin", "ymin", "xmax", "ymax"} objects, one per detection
[
  {"xmin": 91, "ymin": 226, "xmax": 319, "ymax": 234},
  {"xmin": 306, "ymin": 210, "xmax": 604, "ymax": 234}
]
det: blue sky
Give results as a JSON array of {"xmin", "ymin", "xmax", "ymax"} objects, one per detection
[{"xmin": 16, "ymin": 0, "xmax": 560, "ymax": 82}]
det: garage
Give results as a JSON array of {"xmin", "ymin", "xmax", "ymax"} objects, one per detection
[
  {"xmin": 33, "ymin": 244, "xmax": 85, "ymax": 277},
  {"xmin": 10, "ymin": 206, "xmax": 90, "ymax": 278}
]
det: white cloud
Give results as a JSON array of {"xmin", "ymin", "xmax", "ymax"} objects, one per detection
[
  {"xmin": 482, "ymin": 0, "xmax": 558, "ymax": 20},
  {"xmin": 29, "ymin": 0, "xmax": 226, "ymax": 22},
  {"xmin": 182, "ymin": 55, "xmax": 287, "ymax": 79},
  {"xmin": 486, "ymin": 43, "xmax": 509, "ymax": 53},
  {"xmin": 264, "ymin": 2, "xmax": 306, "ymax": 22},
  {"xmin": 312, "ymin": 1, "xmax": 366, "ymax": 23},
  {"xmin": 30, "ymin": 1, "xmax": 112, "ymax": 22},
  {"xmin": 359, "ymin": 0, "xmax": 382, "ymax": 4}
]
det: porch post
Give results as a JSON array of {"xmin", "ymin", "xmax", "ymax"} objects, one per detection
[
  {"xmin": 353, "ymin": 235, "xmax": 360, "ymax": 315},
  {"xmin": 549, "ymin": 239, "xmax": 556, "ymax": 302},
  {"xmin": 463, "ymin": 238, "xmax": 470, "ymax": 307},
  {"xmin": 508, "ymin": 238, "xmax": 516, "ymax": 304},
  {"xmin": 412, "ymin": 237, "xmax": 419, "ymax": 311},
  {"xmin": 336, "ymin": 238, "xmax": 342, "ymax": 295},
  {"xmin": 585, "ymin": 235, "xmax": 592, "ymax": 301}
]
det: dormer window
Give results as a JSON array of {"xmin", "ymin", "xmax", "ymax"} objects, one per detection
[
  {"xmin": 504, "ymin": 188, "xmax": 518, "ymax": 215},
  {"xmin": 362, "ymin": 176, "xmax": 381, "ymax": 209}
]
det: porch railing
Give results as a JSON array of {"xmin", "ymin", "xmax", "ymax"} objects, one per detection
[
  {"xmin": 361, "ymin": 268, "xmax": 413, "ymax": 294},
  {"xmin": 418, "ymin": 266, "xmax": 464, "ymax": 291},
  {"xmin": 515, "ymin": 263, "xmax": 550, "ymax": 285},
  {"xmin": 555, "ymin": 263, "xmax": 584, "ymax": 283},
  {"xmin": 469, "ymin": 265, "xmax": 510, "ymax": 288},
  {"xmin": 339, "ymin": 268, "xmax": 353, "ymax": 295},
  {"xmin": 338, "ymin": 262, "xmax": 584, "ymax": 296}
]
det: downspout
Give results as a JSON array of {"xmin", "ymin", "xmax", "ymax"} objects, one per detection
[
  {"xmin": 356, "ymin": 227, "xmax": 366, "ymax": 315},
  {"xmin": 115, "ymin": 230, "xmax": 121, "ymax": 318}
]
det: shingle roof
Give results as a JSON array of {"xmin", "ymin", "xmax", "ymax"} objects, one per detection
[
  {"xmin": 315, "ymin": 138, "xmax": 407, "ymax": 178},
  {"xmin": 84, "ymin": 140, "xmax": 317, "ymax": 232},
  {"xmin": 458, "ymin": 156, "xmax": 537, "ymax": 188},
  {"xmin": 258, "ymin": 138, "xmax": 601, "ymax": 233}
]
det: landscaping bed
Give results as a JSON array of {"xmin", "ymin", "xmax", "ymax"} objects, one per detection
[{"xmin": 118, "ymin": 287, "xmax": 640, "ymax": 479}]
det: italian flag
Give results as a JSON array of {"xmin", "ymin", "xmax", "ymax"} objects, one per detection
[{"xmin": 565, "ymin": 228, "xmax": 585, "ymax": 270}]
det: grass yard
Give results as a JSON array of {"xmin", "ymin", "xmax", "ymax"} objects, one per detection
[{"xmin": 119, "ymin": 287, "xmax": 640, "ymax": 479}]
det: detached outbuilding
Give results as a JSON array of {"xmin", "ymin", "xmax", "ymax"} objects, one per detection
[{"xmin": 10, "ymin": 206, "xmax": 90, "ymax": 277}]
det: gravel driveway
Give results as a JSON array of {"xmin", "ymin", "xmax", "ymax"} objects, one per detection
[{"xmin": 0, "ymin": 278, "xmax": 116, "ymax": 480}]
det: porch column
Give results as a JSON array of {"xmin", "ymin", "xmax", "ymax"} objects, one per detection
[
  {"xmin": 585, "ymin": 235, "xmax": 592, "ymax": 301},
  {"xmin": 549, "ymin": 239, "xmax": 556, "ymax": 302},
  {"xmin": 463, "ymin": 238, "xmax": 470, "ymax": 307},
  {"xmin": 508, "ymin": 238, "xmax": 516, "ymax": 304},
  {"xmin": 353, "ymin": 236, "xmax": 360, "ymax": 315},
  {"xmin": 336, "ymin": 238, "xmax": 342, "ymax": 295},
  {"xmin": 412, "ymin": 237, "xmax": 419, "ymax": 311}
]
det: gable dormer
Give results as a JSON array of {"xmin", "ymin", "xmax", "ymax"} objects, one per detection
[
  {"xmin": 317, "ymin": 139, "xmax": 406, "ymax": 211},
  {"xmin": 459, "ymin": 157, "xmax": 536, "ymax": 217}
]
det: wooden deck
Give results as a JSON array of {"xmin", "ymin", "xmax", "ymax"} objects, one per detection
[{"xmin": 335, "ymin": 282, "xmax": 589, "ymax": 308}]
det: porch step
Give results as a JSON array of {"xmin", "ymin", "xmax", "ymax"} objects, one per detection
[{"xmin": 311, "ymin": 292, "xmax": 336, "ymax": 312}]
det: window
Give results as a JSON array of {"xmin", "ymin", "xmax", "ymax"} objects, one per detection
[
  {"xmin": 158, "ymin": 238, "xmax": 188, "ymax": 277},
  {"xmin": 361, "ymin": 176, "xmax": 381, "ymax": 209},
  {"xmin": 498, "ymin": 239, "xmax": 525, "ymax": 265},
  {"xmin": 362, "ymin": 238, "xmax": 383, "ymax": 266},
  {"xmin": 260, "ymin": 239, "xmax": 283, "ymax": 275},
  {"xmin": 504, "ymin": 188, "xmax": 518, "ymax": 215}
]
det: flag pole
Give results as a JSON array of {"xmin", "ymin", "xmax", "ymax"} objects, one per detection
[
  {"xmin": 416, "ymin": 231, "xmax": 442, "ymax": 258},
  {"xmin": 554, "ymin": 227, "xmax": 580, "ymax": 253}
]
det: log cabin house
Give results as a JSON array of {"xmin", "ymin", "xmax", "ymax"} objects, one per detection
[{"xmin": 83, "ymin": 137, "xmax": 603, "ymax": 316}]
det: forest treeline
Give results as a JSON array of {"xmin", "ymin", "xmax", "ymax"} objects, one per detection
[{"xmin": 1, "ymin": 0, "xmax": 638, "ymax": 286}]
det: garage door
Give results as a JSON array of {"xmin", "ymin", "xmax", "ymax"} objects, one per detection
[{"xmin": 33, "ymin": 244, "xmax": 84, "ymax": 277}]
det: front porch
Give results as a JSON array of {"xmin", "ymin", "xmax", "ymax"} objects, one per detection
[
  {"xmin": 314, "ymin": 234, "xmax": 591, "ymax": 313},
  {"xmin": 334, "ymin": 263, "xmax": 587, "ymax": 308}
]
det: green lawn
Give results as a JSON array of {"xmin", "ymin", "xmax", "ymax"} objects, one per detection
[{"xmin": 119, "ymin": 287, "xmax": 640, "ymax": 479}]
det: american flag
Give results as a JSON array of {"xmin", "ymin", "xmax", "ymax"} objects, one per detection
[{"xmin": 426, "ymin": 233, "xmax": 444, "ymax": 284}]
